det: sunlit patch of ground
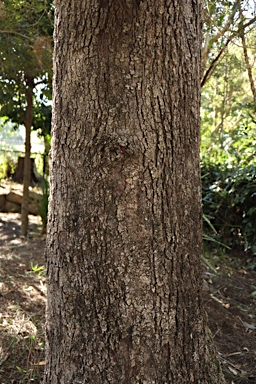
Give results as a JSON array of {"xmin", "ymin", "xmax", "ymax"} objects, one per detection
[{"xmin": 0, "ymin": 213, "xmax": 46, "ymax": 383}]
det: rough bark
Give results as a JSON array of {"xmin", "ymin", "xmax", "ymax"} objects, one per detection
[
  {"xmin": 44, "ymin": 1, "xmax": 225, "ymax": 383},
  {"xmin": 21, "ymin": 75, "xmax": 34, "ymax": 236}
]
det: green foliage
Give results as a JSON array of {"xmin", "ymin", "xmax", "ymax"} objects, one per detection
[
  {"xmin": 201, "ymin": 40, "xmax": 256, "ymax": 165},
  {"xmin": 0, "ymin": 0, "xmax": 53, "ymax": 136},
  {"xmin": 0, "ymin": 155, "xmax": 8, "ymax": 178},
  {"xmin": 204, "ymin": 0, "xmax": 238, "ymax": 37},
  {"xmin": 33, "ymin": 101, "xmax": 52, "ymax": 137},
  {"xmin": 30, "ymin": 262, "xmax": 45, "ymax": 276},
  {"xmin": 202, "ymin": 160, "xmax": 256, "ymax": 255},
  {"xmin": 202, "ymin": 0, "xmax": 256, "ymax": 82},
  {"xmin": 201, "ymin": 16, "xmax": 256, "ymax": 259},
  {"xmin": 0, "ymin": 153, "xmax": 16, "ymax": 179}
]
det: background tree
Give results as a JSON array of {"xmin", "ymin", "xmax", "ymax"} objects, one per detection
[
  {"xmin": 202, "ymin": 0, "xmax": 256, "ymax": 87},
  {"xmin": 201, "ymin": 0, "xmax": 256, "ymax": 162},
  {"xmin": 0, "ymin": 0, "xmax": 53, "ymax": 236},
  {"xmin": 200, "ymin": 1, "xmax": 256, "ymax": 256},
  {"xmin": 238, "ymin": 1, "xmax": 256, "ymax": 105},
  {"xmin": 44, "ymin": 1, "xmax": 225, "ymax": 383}
]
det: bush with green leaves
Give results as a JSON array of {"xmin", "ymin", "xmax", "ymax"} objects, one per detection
[
  {"xmin": 202, "ymin": 161, "xmax": 256, "ymax": 255},
  {"xmin": 0, "ymin": 153, "xmax": 16, "ymax": 179}
]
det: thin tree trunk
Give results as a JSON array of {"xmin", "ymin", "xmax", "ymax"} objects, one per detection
[
  {"xmin": 21, "ymin": 76, "xmax": 34, "ymax": 237},
  {"xmin": 43, "ymin": 135, "xmax": 51, "ymax": 176},
  {"xmin": 239, "ymin": 4, "xmax": 256, "ymax": 106},
  {"xmin": 201, "ymin": 11, "xmax": 256, "ymax": 87},
  {"xmin": 202, "ymin": 1, "xmax": 239, "ymax": 74},
  {"xmin": 44, "ymin": 1, "xmax": 225, "ymax": 383}
]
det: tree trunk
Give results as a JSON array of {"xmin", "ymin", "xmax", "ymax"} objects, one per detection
[
  {"xmin": 239, "ymin": 3, "xmax": 256, "ymax": 106},
  {"xmin": 13, "ymin": 157, "xmax": 40, "ymax": 184},
  {"xmin": 44, "ymin": 1, "xmax": 225, "ymax": 383},
  {"xmin": 21, "ymin": 75, "xmax": 34, "ymax": 237},
  {"xmin": 43, "ymin": 135, "xmax": 51, "ymax": 176}
]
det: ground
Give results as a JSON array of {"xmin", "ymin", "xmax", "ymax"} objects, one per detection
[
  {"xmin": 203, "ymin": 252, "xmax": 256, "ymax": 383},
  {"xmin": 0, "ymin": 213, "xmax": 255, "ymax": 384}
]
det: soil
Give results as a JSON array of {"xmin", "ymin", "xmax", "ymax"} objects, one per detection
[
  {"xmin": 0, "ymin": 213, "xmax": 255, "ymax": 384},
  {"xmin": 203, "ymin": 256, "xmax": 256, "ymax": 383},
  {"xmin": 0, "ymin": 213, "xmax": 46, "ymax": 384}
]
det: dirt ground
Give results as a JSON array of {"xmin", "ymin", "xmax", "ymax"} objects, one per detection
[
  {"xmin": 203, "ymin": 255, "xmax": 256, "ymax": 383},
  {"xmin": 0, "ymin": 213, "xmax": 255, "ymax": 384},
  {"xmin": 0, "ymin": 213, "xmax": 46, "ymax": 384}
]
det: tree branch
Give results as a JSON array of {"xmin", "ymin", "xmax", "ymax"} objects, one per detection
[
  {"xmin": 0, "ymin": 30, "xmax": 32, "ymax": 41},
  {"xmin": 201, "ymin": 14, "xmax": 256, "ymax": 87},
  {"xmin": 202, "ymin": 1, "xmax": 240, "ymax": 72},
  {"xmin": 239, "ymin": 2, "xmax": 256, "ymax": 106},
  {"xmin": 201, "ymin": 37, "xmax": 231, "ymax": 87}
]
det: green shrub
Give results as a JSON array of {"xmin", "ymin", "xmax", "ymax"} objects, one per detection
[
  {"xmin": 0, "ymin": 154, "xmax": 16, "ymax": 179},
  {"xmin": 34, "ymin": 153, "xmax": 44, "ymax": 176},
  {"xmin": 202, "ymin": 161, "xmax": 256, "ymax": 255}
]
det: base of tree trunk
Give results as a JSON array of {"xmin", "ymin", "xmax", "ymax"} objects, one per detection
[{"xmin": 13, "ymin": 157, "xmax": 42, "ymax": 185}]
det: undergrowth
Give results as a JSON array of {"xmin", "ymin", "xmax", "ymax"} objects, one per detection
[{"xmin": 202, "ymin": 160, "xmax": 256, "ymax": 260}]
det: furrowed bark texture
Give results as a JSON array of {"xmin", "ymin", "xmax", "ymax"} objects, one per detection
[{"xmin": 44, "ymin": 1, "xmax": 225, "ymax": 383}]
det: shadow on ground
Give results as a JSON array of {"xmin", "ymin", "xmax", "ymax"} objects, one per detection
[
  {"xmin": 0, "ymin": 213, "xmax": 46, "ymax": 384},
  {"xmin": 0, "ymin": 213, "xmax": 255, "ymax": 383}
]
